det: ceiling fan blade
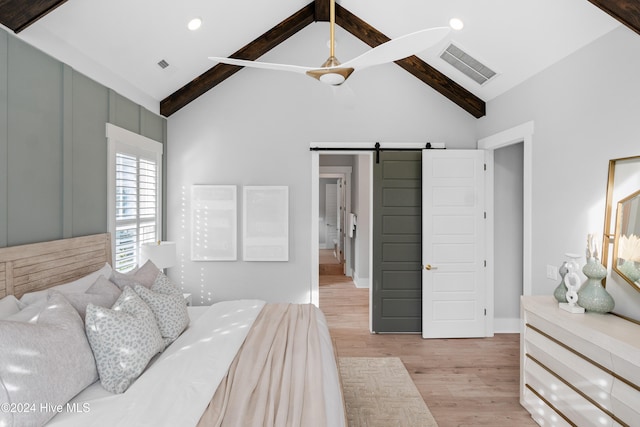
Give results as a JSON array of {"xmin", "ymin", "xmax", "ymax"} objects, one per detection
[
  {"xmin": 208, "ymin": 57, "xmax": 312, "ymax": 75},
  {"xmin": 341, "ymin": 27, "xmax": 451, "ymax": 71}
]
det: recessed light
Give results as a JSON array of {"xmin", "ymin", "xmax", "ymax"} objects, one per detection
[
  {"xmin": 188, "ymin": 18, "xmax": 202, "ymax": 31},
  {"xmin": 449, "ymin": 18, "xmax": 464, "ymax": 31}
]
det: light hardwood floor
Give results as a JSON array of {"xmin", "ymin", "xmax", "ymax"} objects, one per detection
[{"xmin": 319, "ymin": 274, "xmax": 537, "ymax": 427}]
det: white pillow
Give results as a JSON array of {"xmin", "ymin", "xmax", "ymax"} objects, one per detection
[
  {"xmin": 0, "ymin": 292, "xmax": 98, "ymax": 427},
  {"xmin": 0, "ymin": 295, "xmax": 24, "ymax": 319},
  {"xmin": 4, "ymin": 299, "xmax": 48, "ymax": 323},
  {"xmin": 20, "ymin": 262, "xmax": 113, "ymax": 305},
  {"xmin": 85, "ymin": 287, "xmax": 164, "ymax": 393}
]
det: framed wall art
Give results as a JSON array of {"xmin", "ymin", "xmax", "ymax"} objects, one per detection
[
  {"xmin": 191, "ymin": 185, "xmax": 237, "ymax": 261},
  {"xmin": 242, "ymin": 186, "xmax": 289, "ymax": 261}
]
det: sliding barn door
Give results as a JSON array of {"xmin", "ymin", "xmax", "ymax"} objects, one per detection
[{"xmin": 372, "ymin": 151, "xmax": 422, "ymax": 333}]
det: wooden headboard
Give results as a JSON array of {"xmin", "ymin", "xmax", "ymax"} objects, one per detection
[{"xmin": 0, "ymin": 233, "xmax": 112, "ymax": 299}]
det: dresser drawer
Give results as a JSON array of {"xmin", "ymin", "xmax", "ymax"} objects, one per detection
[
  {"xmin": 612, "ymin": 354, "xmax": 640, "ymax": 387},
  {"xmin": 525, "ymin": 358, "xmax": 614, "ymax": 427},
  {"xmin": 611, "ymin": 378, "xmax": 640, "ymax": 426},
  {"xmin": 525, "ymin": 311, "xmax": 614, "ymax": 371},
  {"xmin": 522, "ymin": 386, "xmax": 573, "ymax": 427},
  {"xmin": 524, "ymin": 325, "xmax": 614, "ymax": 410}
]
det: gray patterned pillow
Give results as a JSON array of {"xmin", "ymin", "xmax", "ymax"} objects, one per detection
[
  {"xmin": 0, "ymin": 292, "xmax": 98, "ymax": 427},
  {"xmin": 152, "ymin": 271, "xmax": 183, "ymax": 296},
  {"xmin": 85, "ymin": 287, "xmax": 164, "ymax": 393},
  {"xmin": 134, "ymin": 282, "xmax": 189, "ymax": 346}
]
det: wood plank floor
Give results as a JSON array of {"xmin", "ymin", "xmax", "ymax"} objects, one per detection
[{"xmin": 319, "ymin": 274, "xmax": 537, "ymax": 427}]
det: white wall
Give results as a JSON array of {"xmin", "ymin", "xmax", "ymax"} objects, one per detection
[
  {"xmin": 166, "ymin": 22, "xmax": 477, "ymax": 305},
  {"xmin": 477, "ymin": 26, "xmax": 640, "ymax": 320}
]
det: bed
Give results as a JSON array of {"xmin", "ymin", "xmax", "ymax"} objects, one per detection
[{"xmin": 0, "ymin": 233, "xmax": 346, "ymax": 427}]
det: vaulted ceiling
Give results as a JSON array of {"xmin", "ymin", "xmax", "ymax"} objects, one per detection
[{"xmin": 0, "ymin": 0, "xmax": 632, "ymax": 118}]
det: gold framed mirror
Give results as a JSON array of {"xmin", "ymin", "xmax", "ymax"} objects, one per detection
[
  {"xmin": 602, "ymin": 155, "xmax": 640, "ymax": 292},
  {"xmin": 612, "ymin": 189, "xmax": 640, "ymax": 290}
]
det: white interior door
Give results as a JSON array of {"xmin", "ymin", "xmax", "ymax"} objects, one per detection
[{"xmin": 422, "ymin": 150, "xmax": 486, "ymax": 338}]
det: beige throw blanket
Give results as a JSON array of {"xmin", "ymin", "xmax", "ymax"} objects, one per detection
[{"xmin": 197, "ymin": 303, "xmax": 328, "ymax": 427}]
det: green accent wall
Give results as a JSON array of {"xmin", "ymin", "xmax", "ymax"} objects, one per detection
[{"xmin": 0, "ymin": 28, "xmax": 167, "ymax": 248}]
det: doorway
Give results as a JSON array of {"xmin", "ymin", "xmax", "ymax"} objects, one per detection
[
  {"xmin": 312, "ymin": 153, "xmax": 373, "ymax": 330},
  {"xmin": 479, "ymin": 120, "xmax": 534, "ymax": 333},
  {"xmin": 494, "ymin": 142, "xmax": 524, "ymax": 331},
  {"xmin": 318, "ymin": 165, "xmax": 354, "ymax": 277},
  {"xmin": 310, "ymin": 144, "xmax": 493, "ymax": 336},
  {"xmin": 319, "ymin": 177, "xmax": 344, "ymax": 275}
]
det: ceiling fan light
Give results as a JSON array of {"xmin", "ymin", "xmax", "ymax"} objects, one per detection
[
  {"xmin": 449, "ymin": 18, "xmax": 464, "ymax": 31},
  {"xmin": 188, "ymin": 18, "xmax": 202, "ymax": 31},
  {"xmin": 320, "ymin": 73, "xmax": 346, "ymax": 85},
  {"xmin": 306, "ymin": 67, "xmax": 354, "ymax": 85}
]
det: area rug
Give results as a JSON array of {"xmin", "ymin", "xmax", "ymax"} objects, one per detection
[{"xmin": 338, "ymin": 357, "xmax": 439, "ymax": 427}]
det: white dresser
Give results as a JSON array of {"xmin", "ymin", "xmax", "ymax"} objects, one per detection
[{"xmin": 521, "ymin": 296, "xmax": 640, "ymax": 427}]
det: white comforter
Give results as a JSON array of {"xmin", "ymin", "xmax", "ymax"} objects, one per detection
[
  {"xmin": 48, "ymin": 300, "xmax": 344, "ymax": 427},
  {"xmin": 49, "ymin": 300, "xmax": 264, "ymax": 426}
]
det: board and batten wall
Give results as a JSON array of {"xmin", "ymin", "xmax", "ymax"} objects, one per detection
[
  {"xmin": 477, "ymin": 25, "xmax": 640, "ymax": 321},
  {"xmin": 0, "ymin": 28, "xmax": 167, "ymax": 249}
]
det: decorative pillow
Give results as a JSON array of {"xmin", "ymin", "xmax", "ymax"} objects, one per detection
[
  {"xmin": 85, "ymin": 286, "xmax": 164, "ymax": 393},
  {"xmin": 4, "ymin": 299, "xmax": 48, "ymax": 323},
  {"xmin": 20, "ymin": 262, "xmax": 113, "ymax": 305},
  {"xmin": 58, "ymin": 276, "xmax": 121, "ymax": 320},
  {"xmin": 152, "ymin": 271, "xmax": 183, "ymax": 296},
  {"xmin": 110, "ymin": 260, "xmax": 160, "ymax": 290},
  {"xmin": 0, "ymin": 292, "xmax": 98, "ymax": 427},
  {"xmin": 134, "ymin": 282, "xmax": 189, "ymax": 346},
  {"xmin": 86, "ymin": 274, "xmax": 122, "ymax": 299},
  {"xmin": 0, "ymin": 295, "xmax": 24, "ymax": 319}
]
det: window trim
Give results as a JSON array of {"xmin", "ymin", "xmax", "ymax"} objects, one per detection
[{"xmin": 106, "ymin": 123, "xmax": 164, "ymax": 270}]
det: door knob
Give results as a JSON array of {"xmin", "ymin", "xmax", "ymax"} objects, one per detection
[{"xmin": 425, "ymin": 264, "xmax": 438, "ymax": 270}]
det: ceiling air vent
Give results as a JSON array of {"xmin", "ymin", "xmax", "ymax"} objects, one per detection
[
  {"xmin": 440, "ymin": 44, "xmax": 496, "ymax": 85},
  {"xmin": 157, "ymin": 59, "xmax": 170, "ymax": 69}
]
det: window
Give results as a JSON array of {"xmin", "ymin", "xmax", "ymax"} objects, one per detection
[{"xmin": 107, "ymin": 124, "xmax": 163, "ymax": 272}]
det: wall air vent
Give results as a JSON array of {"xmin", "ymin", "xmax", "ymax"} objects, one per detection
[
  {"xmin": 440, "ymin": 44, "xmax": 496, "ymax": 85},
  {"xmin": 157, "ymin": 59, "xmax": 170, "ymax": 69}
]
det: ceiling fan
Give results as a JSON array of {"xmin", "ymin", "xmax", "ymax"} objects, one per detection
[{"xmin": 209, "ymin": 0, "xmax": 450, "ymax": 86}]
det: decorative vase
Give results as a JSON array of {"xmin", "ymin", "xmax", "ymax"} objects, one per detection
[
  {"xmin": 577, "ymin": 257, "xmax": 615, "ymax": 313},
  {"xmin": 553, "ymin": 261, "xmax": 569, "ymax": 303},
  {"xmin": 618, "ymin": 259, "xmax": 640, "ymax": 283}
]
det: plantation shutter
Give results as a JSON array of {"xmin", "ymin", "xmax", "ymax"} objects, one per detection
[{"xmin": 107, "ymin": 124, "xmax": 163, "ymax": 272}]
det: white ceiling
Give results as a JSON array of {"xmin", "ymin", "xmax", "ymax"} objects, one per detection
[{"xmin": 13, "ymin": 0, "xmax": 620, "ymax": 115}]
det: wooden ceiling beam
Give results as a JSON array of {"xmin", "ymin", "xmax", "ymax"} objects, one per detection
[
  {"xmin": 160, "ymin": 3, "xmax": 315, "ymax": 117},
  {"xmin": 314, "ymin": 0, "xmax": 330, "ymax": 21},
  {"xmin": 0, "ymin": 0, "xmax": 69, "ymax": 33},
  {"xmin": 162, "ymin": 0, "xmax": 486, "ymax": 117},
  {"xmin": 587, "ymin": 0, "xmax": 640, "ymax": 35},
  {"xmin": 335, "ymin": 4, "xmax": 485, "ymax": 118}
]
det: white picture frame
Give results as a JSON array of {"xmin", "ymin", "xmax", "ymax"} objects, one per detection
[
  {"xmin": 191, "ymin": 185, "xmax": 237, "ymax": 261},
  {"xmin": 243, "ymin": 186, "xmax": 289, "ymax": 261}
]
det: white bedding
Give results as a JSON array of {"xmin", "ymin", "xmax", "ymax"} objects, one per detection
[{"xmin": 47, "ymin": 301, "xmax": 344, "ymax": 427}]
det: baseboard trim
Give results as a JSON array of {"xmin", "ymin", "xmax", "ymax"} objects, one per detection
[{"xmin": 353, "ymin": 273, "xmax": 370, "ymax": 289}]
